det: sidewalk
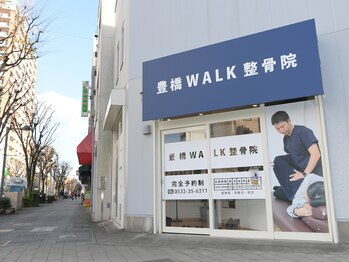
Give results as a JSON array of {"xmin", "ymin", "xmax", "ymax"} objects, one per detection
[{"xmin": 0, "ymin": 198, "xmax": 348, "ymax": 261}]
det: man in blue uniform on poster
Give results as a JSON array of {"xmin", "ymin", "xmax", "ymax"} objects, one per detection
[{"xmin": 271, "ymin": 111, "xmax": 323, "ymax": 201}]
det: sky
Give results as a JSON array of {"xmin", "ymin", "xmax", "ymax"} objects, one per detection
[{"xmin": 34, "ymin": 0, "xmax": 99, "ymax": 176}]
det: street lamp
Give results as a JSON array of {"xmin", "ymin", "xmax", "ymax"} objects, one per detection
[{"xmin": 0, "ymin": 125, "xmax": 31, "ymax": 197}]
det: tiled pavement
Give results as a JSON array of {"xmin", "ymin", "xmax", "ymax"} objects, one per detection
[{"xmin": 0, "ymin": 199, "xmax": 349, "ymax": 261}]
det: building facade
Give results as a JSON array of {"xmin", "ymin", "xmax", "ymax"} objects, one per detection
[
  {"xmin": 90, "ymin": 0, "xmax": 349, "ymax": 243},
  {"xmin": 0, "ymin": 0, "xmax": 37, "ymax": 189}
]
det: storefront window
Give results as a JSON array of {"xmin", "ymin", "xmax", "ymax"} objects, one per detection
[
  {"xmin": 265, "ymin": 100, "xmax": 329, "ymax": 233},
  {"xmin": 210, "ymin": 118, "xmax": 267, "ymax": 231},
  {"xmin": 161, "ymin": 102, "xmax": 331, "ymax": 239}
]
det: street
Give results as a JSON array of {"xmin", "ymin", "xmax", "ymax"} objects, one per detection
[{"xmin": 1, "ymin": 199, "xmax": 349, "ymax": 261}]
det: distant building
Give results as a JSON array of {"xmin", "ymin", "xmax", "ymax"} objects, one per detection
[{"xmin": 0, "ymin": 0, "xmax": 36, "ymax": 184}]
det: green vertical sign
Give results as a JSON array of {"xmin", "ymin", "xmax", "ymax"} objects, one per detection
[{"xmin": 81, "ymin": 81, "xmax": 89, "ymax": 117}]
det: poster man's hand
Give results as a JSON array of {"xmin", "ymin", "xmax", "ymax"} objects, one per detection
[{"xmin": 289, "ymin": 170, "xmax": 304, "ymax": 182}]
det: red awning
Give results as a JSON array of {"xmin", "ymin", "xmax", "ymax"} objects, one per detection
[{"xmin": 77, "ymin": 131, "xmax": 92, "ymax": 165}]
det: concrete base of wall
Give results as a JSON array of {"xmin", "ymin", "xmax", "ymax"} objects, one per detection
[
  {"xmin": 103, "ymin": 219, "xmax": 121, "ymax": 233},
  {"xmin": 125, "ymin": 216, "xmax": 153, "ymax": 233},
  {"xmin": 4, "ymin": 192, "xmax": 23, "ymax": 210},
  {"xmin": 337, "ymin": 221, "xmax": 349, "ymax": 243}
]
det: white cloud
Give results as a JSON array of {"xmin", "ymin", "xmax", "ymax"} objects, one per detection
[{"xmin": 37, "ymin": 92, "xmax": 89, "ymax": 176}]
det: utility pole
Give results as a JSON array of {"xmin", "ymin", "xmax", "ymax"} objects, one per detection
[{"xmin": 0, "ymin": 126, "xmax": 9, "ymax": 197}]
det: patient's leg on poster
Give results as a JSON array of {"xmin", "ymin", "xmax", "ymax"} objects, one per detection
[{"xmin": 273, "ymin": 155, "xmax": 303, "ymax": 201}]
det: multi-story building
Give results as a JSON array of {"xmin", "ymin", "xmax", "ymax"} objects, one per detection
[
  {"xmin": 0, "ymin": 0, "xmax": 36, "ymax": 188},
  {"xmin": 89, "ymin": 0, "xmax": 349, "ymax": 244}
]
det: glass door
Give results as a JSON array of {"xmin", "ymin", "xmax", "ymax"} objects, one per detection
[
  {"xmin": 162, "ymin": 125, "xmax": 210, "ymax": 234},
  {"xmin": 111, "ymin": 119, "xmax": 124, "ymax": 227}
]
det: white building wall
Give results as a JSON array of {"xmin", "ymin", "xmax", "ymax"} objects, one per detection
[
  {"xmin": 319, "ymin": 29, "xmax": 349, "ymax": 220},
  {"xmin": 126, "ymin": 0, "xmax": 349, "ymax": 220},
  {"xmin": 96, "ymin": 0, "xmax": 349, "ymax": 237},
  {"xmin": 92, "ymin": 0, "xmax": 115, "ymax": 222},
  {"xmin": 125, "ymin": 78, "xmax": 153, "ymax": 214},
  {"xmin": 112, "ymin": 0, "xmax": 155, "ymax": 231}
]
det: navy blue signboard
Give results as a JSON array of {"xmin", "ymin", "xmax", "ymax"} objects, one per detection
[{"xmin": 142, "ymin": 19, "xmax": 324, "ymax": 121}]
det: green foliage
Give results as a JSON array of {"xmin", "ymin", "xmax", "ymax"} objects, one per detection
[
  {"xmin": 47, "ymin": 195, "xmax": 55, "ymax": 202},
  {"xmin": 22, "ymin": 191, "xmax": 40, "ymax": 207},
  {"xmin": 0, "ymin": 197, "xmax": 11, "ymax": 210},
  {"xmin": 22, "ymin": 195, "xmax": 32, "ymax": 207},
  {"xmin": 30, "ymin": 191, "xmax": 40, "ymax": 206}
]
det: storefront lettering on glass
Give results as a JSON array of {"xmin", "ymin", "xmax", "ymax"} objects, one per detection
[
  {"xmin": 165, "ymin": 140, "xmax": 207, "ymax": 172},
  {"xmin": 212, "ymin": 172, "xmax": 265, "ymax": 200},
  {"xmin": 168, "ymin": 153, "xmax": 175, "ymax": 161},
  {"xmin": 222, "ymin": 190, "xmax": 257, "ymax": 195},
  {"xmin": 171, "ymin": 179, "xmax": 205, "ymax": 188},
  {"xmin": 211, "ymin": 134, "xmax": 262, "ymax": 169},
  {"xmin": 165, "ymin": 174, "xmax": 209, "ymax": 200},
  {"xmin": 156, "ymin": 53, "xmax": 297, "ymax": 95},
  {"xmin": 213, "ymin": 145, "xmax": 258, "ymax": 157},
  {"xmin": 168, "ymin": 150, "xmax": 204, "ymax": 161}
]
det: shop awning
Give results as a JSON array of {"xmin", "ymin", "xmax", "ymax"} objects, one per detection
[{"xmin": 77, "ymin": 131, "xmax": 92, "ymax": 165}]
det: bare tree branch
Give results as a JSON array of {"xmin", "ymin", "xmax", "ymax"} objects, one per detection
[
  {"xmin": 52, "ymin": 161, "xmax": 72, "ymax": 195},
  {"xmin": 11, "ymin": 101, "xmax": 59, "ymax": 193},
  {"xmin": 0, "ymin": 70, "xmax": 34, "ymax": 143},
  {"xmin": 37, "ymin": 146, "xmax": 56, "ymax": 194},
  {"xmin": 0, "ymin": 2, "xmax": 47, "ymax": 74}
]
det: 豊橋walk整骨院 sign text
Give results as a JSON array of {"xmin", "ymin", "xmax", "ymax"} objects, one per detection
[{"xmin": 142, "ymin": 19, "xmax": 324, "ymax": 121}]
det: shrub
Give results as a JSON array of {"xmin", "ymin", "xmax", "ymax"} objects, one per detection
[
  {"xmin": 0, "ymin": 197, "xmax": 11, "ymax": 210},
  {"xmin": 22, "ymin": 191, "xmax": 40, "ymax": 207},
  {"xmin": 30, "ymin": 191, "xmax": 39, "ymax": 207},
  {"xmin": 22, "ymin": 195, "xmax": 33, "ymax": 207},
  {"xmin": 47, "ymin": 195, "xmax": 55, "ymax": 203}
]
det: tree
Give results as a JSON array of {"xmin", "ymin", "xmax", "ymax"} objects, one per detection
[
  {"xmin": 11, "ymin": 101, "xmax": 59, "ymax": 193},
  {"xmin": 0, "ymin": 1, "xmax": 48, "ymax": 176},
  {"xmin": 0, "ymin": 1, "xmax": 45, "ymax": 75},
  {"xmin": 0, "ymin": 0, "xmax": 47, "ymax": 131},
  {"xmin": 7, "ymin": 157, "xmax": 25, "ymax": 178},
  {"xmin": 52, "ymin": 161, "xmax": 72, "ymax": 195},
  {"xmin": 37, "ymin": 146, "xmax": 56, "ymax": 195},
  {"xmin": 0, "ymin": 71, "xmax": 35, "ymax": 142}
]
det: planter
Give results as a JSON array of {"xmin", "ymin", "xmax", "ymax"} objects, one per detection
[
  {"xmin": 5, "ymin": 208, "xmax": 16, "ymax": 215},
  {"xmin": 0, "ymin": 197, "xmax": 11, "ymax": 210},
  {"xmin": 4, "ymin": 192, "xmax": 23, "ymax": 210},
  {"xmin": 47, "ymin": 195, "xmax": 55, "ymax": 203}
]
